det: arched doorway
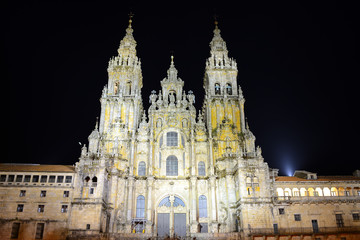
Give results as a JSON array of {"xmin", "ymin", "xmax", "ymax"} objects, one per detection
[{"xmin": 156, "ymin": 195, "xmax": 187, "ymax": 238}]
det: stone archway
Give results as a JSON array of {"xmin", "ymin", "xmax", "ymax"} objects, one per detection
[{"xmin": 156, "ymin": 195, "xmax": 187, "ymax": 238}]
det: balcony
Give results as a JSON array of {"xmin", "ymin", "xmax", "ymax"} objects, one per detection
[
  {"xmin": 249, "ymin": 226, "xmax": 360, "ymax": 236},
  {"xmin": 273, "ymin": 195, "xmax": 360, "ymax": 204}
]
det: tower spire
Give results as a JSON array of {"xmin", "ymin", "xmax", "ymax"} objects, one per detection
[{"xmin": 117, "ymin": 12, "xmax": 137, "ymax": 57}]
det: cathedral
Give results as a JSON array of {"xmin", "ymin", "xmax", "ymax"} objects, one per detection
[{"xmin": 0, "ymin": 16, "xmax": 360, "ymax": 240}]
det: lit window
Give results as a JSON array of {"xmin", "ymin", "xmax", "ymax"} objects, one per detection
[
  {"xmin": 199, "ymin": 195, "xmax": 207, "ymax": 218},
  {"xmin": 167, "ymin": 132, "xmax": 178, "ymax": 146},
  {"xmin": 19, "ymin": 190, "xmax": 26, "ymax": 197},
  {"xmin": 136, "ymin": 195, "xmax": 145, "ymax": 218},
  {"xmin": 63, "ymin": 191, "xmax": 69, "ymax": 198},
  {"xmin": 138, "ymin": 161, "xmax": 146, "ymax": 176},
  {"xmin": 166, "ymin": 155, "xmax": 178, "ymax": 176},
  {"xmin": 61, "ymin": 205, "xmax": 68, "ymax": 213},
  {"xmin": 37, "ymin": 205, "xmax": 44, "ymax": 213},
  {"xmin": 17, "ymin": 204, "xmax": 24, "ymax": 212}
]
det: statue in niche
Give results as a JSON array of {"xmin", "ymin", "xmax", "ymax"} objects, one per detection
[{"xmin": 156, "ymin": 118, "xmax": 162, "ymax": 128}]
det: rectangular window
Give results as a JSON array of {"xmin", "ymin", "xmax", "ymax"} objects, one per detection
[
  {"xmin": 35, "ymin": 223, "xmax": 44, "ymax": 239},
  {"xmin": 279, "ymin": 208, "xmax": 285, "ymax": 215},
  {"xmin": 90, "ymin": 188, "xmax": 94, "ymax": 194},
  {"xmin": 0, "ymin": 175, "xmax": 6, "ymax": 182},
  {"xmin": 40, "ymin": 191, "xmax": 46, "ymax": 197},
  {"xmin": 8, "ymin": 175, "xmax": 15, "ymax": 182},
  {"xmin": 61, "ymin": 205, "xmax": 68, "ymax": 213},
  {"xmin": 358, "ymin": 191, "xmax": 360, "ymax": 196},
  {"xmin": 48, "ymin": 175, "xmax": 55, "ymax": 183},
  {"xmin": 336, "ymin": 214, "xmax": 344, "ymax": 227},
  {"xmin": 293, "ymin": 191, "xmax": 299, "ymax": 196},
  {"xmin": 38, "ymin": 205, "xmax": 44, "ymax": 213},
  {"xmin": 32, "ymin": 175, "xmax": 39, "ymax": 183},
  {"xmin": 11, "ymin": 222, "xmax": 20, "ymax": 239},
  {"xmin": 15, "ymin": 175, "xmax": 23, "ymax": 182},
  {"xmin": 17, "ymin": 204, "xmax": 24, "ymax": 212},
  {"xmin": 63, "ymin": 191, "xmax": 69, "ymax": 198},
  {"xmin": 40, "ymin": 176, "xmax": 47, "ymax": 183},
  {"xmin": 353, "ymin": 213, "xmax": 360, "ymax": 221},
  {"xmin": 19, "ymin": 190, "xmax": 26, "ymax": 197},
  {"xmin": 86, "ymin": 224, "xmax": 91, "ymax": 230},
  {"xmin": 312, "ymin": 219, "xmax": 319, "ymax": 233},
  {"xmin": 294, "ymin": 214, "xmax": 301, "ymax": 221},
  {"xmin": 345, "ymin": 191, "xmax": 350, "ymax": 196},
  {"xmin": 24, "ymin": 175, "xmax": 31, "ymax": 182},
  {"xmin": 57, "ymin": 176, "xmax": 64, "ymax": 183},
  {"xmin": 167, "ymin": 132, "xmax": 178, "ymax": 146},
  {"xmin": 65, "ymin": 176, "xmax": 72, "ymax": 183}
]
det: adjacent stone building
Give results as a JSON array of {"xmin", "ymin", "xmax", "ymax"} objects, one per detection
[{"xmin": 1, "ymin": 17, "xmax": 359, "ymax": 240}]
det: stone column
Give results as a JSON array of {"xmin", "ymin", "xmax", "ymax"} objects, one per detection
[
  {"xmin": 209, "ymin": 176, "xmax": 218, "ymax": 233},
  {"xmin": 145, "ymin": 177, "xmax": 154, "ymax": 234},
  {"xmin": 190, "ymin": 177, "xmax": 198, "ymax": 233},
  {"xmin": 169, "ymin": 195, "xmax": 175, "ymax": 238},
  {"xmin": 225, "ymin": 173, "xmax": 236, "ymax": 232},
  {"xmin": 126, "ymin": 176, "xmax": 135, "ymax": 232},
  {"xmin": 240, "ymin": 99, "xmax": 246, "ymax": 132},
  {"xmin": 109, "ymin": 168, "xmax": 119, "ymax": 233}
]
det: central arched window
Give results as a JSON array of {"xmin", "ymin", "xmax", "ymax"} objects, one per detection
[
  {"xmin": 199, "ymin": 195, "xmax": 207, "ymax": 218},
  {"xmin": 198, "ymin": 161, "xmax": 205, "ymax": 176},
  {"xmin": 167, "ymin": 132, "xmax": 178, "ymax": 146},
  {"xmin": 138, "ymin": 161, "xmax": 146, "ymax": 176},
  {"xmin": 166, "ymin": 155, "xmax": 178, "ymax": 176},
  {"xmin": 136, "ymin": 195, "xmax": 145, "ymax": 218}
]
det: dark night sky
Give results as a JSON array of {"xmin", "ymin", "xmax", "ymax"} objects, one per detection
[{"xmin": 4, "ymin": 1, "xmax": 358, "ymax": 176}]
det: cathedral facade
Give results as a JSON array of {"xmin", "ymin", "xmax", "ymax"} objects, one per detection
[{"xmin": 1, "ymin": 17, "xmax": 360, "ymax": 240}]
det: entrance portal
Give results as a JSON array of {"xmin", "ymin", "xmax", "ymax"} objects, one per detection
[{"xmin": 156, "ymin": 195, "xmax": 187, "ymax": 238}]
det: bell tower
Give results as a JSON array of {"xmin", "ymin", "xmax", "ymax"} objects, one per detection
[
  {"xmin": 97, "ymin": 14, "xmax": 144, "ymax": 157},
  {"xmin": 202, "ymin": 20, "xmax": 250, "ymax": 158}
]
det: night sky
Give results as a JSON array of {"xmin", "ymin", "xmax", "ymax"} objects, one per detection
[{"xmin": 4, "ymin": 1, "xmax": 358, "ymax": 176}]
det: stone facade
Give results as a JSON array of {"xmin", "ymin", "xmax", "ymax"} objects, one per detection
[{"xmin": 1, "ymin": 17, "xmax": 360, "ymax": 240}]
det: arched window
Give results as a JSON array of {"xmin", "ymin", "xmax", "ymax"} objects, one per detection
[
  {"xmin": 138, "ymin": 161, "xmax": 146, "ymax": 176},
  {"xmin": 84, "ymin": 176, "xmax": 90, "ymax": 186},
  {"xmin": 136, "ymin": 195, "xmax": 145, "ymax": 218},
  {"xmin": 215, "ymin": 83, "xmax": 221, "ymax": 95},
  {"xmin": 167, "ymin": 132, "xmax": 178, "ymax": 146},
  {"xmin": 126, "ymin": 81, "xmax": 131, "ymax": 95},
  {"xmin": 198, "ymin": 161, "xmax": 205, "ymax": 176},
  {"xmin": 166, "ymin": 155, "xmax": 178, "ymax": 176},
  {"xmin": 92, "ymin": 176, "xmax": 97, "ymax": 187},
  {"xmin": 114, "ymin": 82, "xmax": 119, "ymax": 95},
  {"xmin": 199, "ymin": 195, "xmax": 207, "ymax": 218},
  {"xmin": 226, "ymin": 83, "xmax": 232, "ymax": 95}
]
